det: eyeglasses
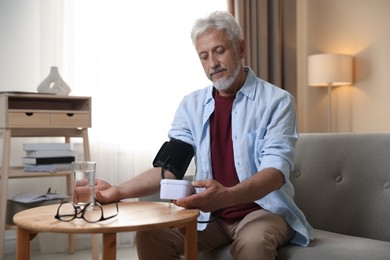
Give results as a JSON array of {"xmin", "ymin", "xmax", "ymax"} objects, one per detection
[{"xmin": 55, "ymin": 201, "xmax": 119, "ymax": 223}]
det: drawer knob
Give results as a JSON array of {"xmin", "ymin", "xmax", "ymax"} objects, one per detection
[
  {"xmin": 66, "ymin": 113, "xmax": 74, "ymax": 117},
  {"xmin": 25, "ymin": 112, "xmax": 34, "ymax": 116}
]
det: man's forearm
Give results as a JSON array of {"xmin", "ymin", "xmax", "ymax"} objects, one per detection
[
  {"xmin": 228, "ymin": 167, "xmax": 284, "ymax": 205},
  {"xmin": 117, "ymin": 168, "xmax": 176, "ymax": 198}
]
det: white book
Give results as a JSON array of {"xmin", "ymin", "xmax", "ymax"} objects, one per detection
[
  {"xmin": 25, "ymin": 149, "xmax": 75, "ymax": 158},
  {"xmin": 24, "ymin": 163, "xmax": 72, "ymax": 172},
  {"xmin": 23, "ymin": 142, "xmax": 71, "ymax": 151}
]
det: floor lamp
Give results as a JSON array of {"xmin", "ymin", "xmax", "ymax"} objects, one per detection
[{"xmin": 308, "ymin": 53, "xmax": 353, "ymax": 132}]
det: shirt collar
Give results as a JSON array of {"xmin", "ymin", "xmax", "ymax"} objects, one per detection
[
  {"xmin": 204, "ymin": 66, "xmax": 258, "ymax": 105},
  {"xmin": 237, "ymin": 67, "xmax": 257, "ymax": 101}
]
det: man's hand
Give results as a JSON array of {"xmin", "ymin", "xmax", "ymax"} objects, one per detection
[
  {"xmin": 174, "ymin": 179, "xmax": 232, "ymax": 212},
  {"xmin": 95, "ymin": 178, "xmax": 121, "ymax": 204},
  {"xmin": 174, "ymin": 168, "xmax": 284, "ymax": 212}
]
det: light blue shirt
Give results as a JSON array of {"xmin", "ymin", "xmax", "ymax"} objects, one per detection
[{"xmin": 168, "ymin": 68, "xmax": 314, "ymax": 246}]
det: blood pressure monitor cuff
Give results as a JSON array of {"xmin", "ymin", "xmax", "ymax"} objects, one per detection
[{"xmin": 152, "ymin": 138, "xmax": 194, "ymax": 180}]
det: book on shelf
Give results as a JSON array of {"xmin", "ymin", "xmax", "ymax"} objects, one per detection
[
  {"xmin": 25, "ymin": 149, "xmax": 75, "ymax": 158},
  {"xmin": 23, "ymin": 142, "xmax": 71, "ymax": 151},
  {"xmin": 24, "ymin": 163, "xmax": 72, "ymax": 172},
  {"xmin": 9, "ymin": 192, "xmax": 69, "ymax": 204},
  {"xmin": 23, "ymin": 156, "xmax": 75, "ymax": 165}
]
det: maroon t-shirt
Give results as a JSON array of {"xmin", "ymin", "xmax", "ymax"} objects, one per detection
[{"xmin": 210, "ymin": 90, "xmax": 260, "ymax": 223}]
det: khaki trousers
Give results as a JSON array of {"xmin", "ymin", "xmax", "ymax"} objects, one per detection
[{"xmin": 136, "ymin": 209, "xmax": 295, "ymax": 260}]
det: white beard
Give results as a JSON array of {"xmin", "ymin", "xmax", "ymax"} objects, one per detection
[
  {"xmin": 212, "ymin": 59, "xmax": 241, "ymax": 91},
  {"xmin": 213, "ymin": 69, "xmax": 238, "ymax": 91}
]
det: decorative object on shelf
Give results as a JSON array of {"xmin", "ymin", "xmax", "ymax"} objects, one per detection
[
  {"xmin": 37, "ymin": 66, "xmax": 71, "ymax": 95},
  {"xmin": 308, "ymin": 53, "xmax": 353, "ymax": 132}
]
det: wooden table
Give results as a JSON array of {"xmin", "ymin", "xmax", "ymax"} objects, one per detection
[{"xmin": 13, "ymin": 201, "xmax": 199, "ymax": 260}]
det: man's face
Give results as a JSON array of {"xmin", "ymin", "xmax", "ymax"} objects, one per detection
[{"xmin": 195, "ymin": 29, "xmax": 244, "ymax": 91}]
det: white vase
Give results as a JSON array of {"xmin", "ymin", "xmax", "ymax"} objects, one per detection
[{"xmin": 37, "ymin": 66, "xmax": 71, "ymax": 95}]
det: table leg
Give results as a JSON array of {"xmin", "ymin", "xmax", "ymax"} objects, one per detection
[
  {"xmin": 184, "ymin": 219, "xmax": 198, "ymax": 260},
  {"xmin": 102, "ymin": 233, "xmax": 117, "ymax": 260},
  {"xmin": 91, "ymin": 234, "xmax": 100, "ymax": 260},
  {"xmin": 16, "ymin": 227, "xmax": 33, "ymax": 260},
  {"xmin": 68, "ymin": 233, "xmax": 75, "ymax": 254}
]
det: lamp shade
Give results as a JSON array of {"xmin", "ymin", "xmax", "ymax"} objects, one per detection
[{"xmin": 308, "ymin": 53, "xmax": 353, "ymax": 87}]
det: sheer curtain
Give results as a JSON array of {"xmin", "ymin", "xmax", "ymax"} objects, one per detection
[{"xmin": 63, "ymin": 0, "xmax": 227, "ymax": 185}]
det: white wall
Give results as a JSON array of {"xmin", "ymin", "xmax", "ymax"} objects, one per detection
[
  {"xmin": 297, "ymin": 0, "xmax": 390, "ymax": 133},
  {"xmin": 0, "ymin": 0, "xmax": 64, "ymax": 91},
  {"xmin": 0, "ymin": 0, "xmax": 40, "ymax": 90}
]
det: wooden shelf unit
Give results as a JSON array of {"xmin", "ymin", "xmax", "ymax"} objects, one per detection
[{"xmin": 0, "ymin": 93, "xmax": 92, "ymax": 257}]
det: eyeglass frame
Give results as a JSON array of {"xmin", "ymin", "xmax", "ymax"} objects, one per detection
[{"xmin": 55, "ymin": 200, "xmax": 119, "ymax": 223}]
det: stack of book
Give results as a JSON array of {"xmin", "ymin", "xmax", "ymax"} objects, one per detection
[{"xmin": 23, "ymin": 143, "xmax": 76, "ymax": 172}]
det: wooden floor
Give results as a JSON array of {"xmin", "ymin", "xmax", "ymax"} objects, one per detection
[{"xmin": 4, "ymin": 246, "xmax": 139, "ymax": 260}]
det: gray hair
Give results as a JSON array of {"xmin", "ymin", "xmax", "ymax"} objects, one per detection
[{"xmin": 191, "ymin": 11, "xmax": 243, "ymax": 47}]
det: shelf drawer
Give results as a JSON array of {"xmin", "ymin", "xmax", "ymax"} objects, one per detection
[
  {"xmin": 7, "ymin": 112, "xmax": 50, "ymax": 127},
  {"xmin": 51, "ymin": 112, "xmax": 91, "ymax": 127}
]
